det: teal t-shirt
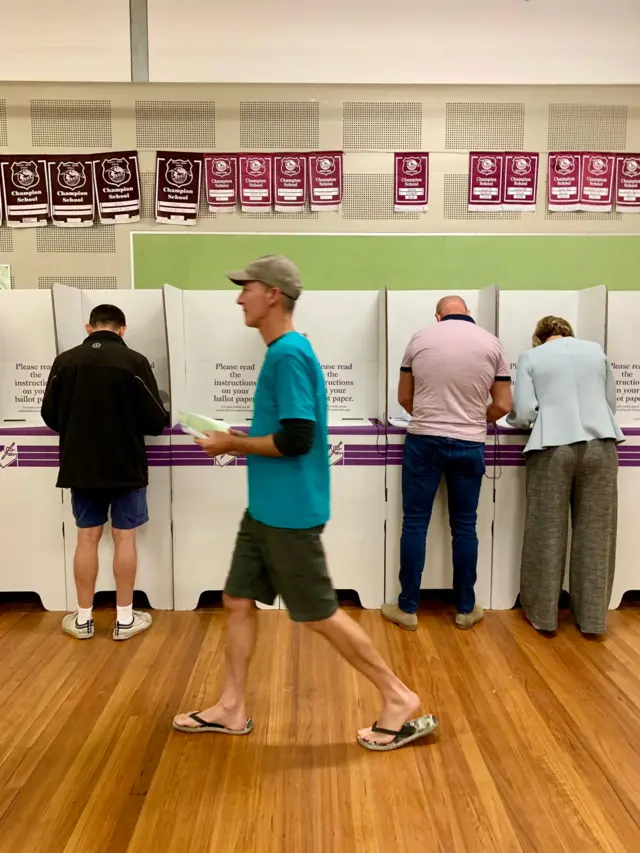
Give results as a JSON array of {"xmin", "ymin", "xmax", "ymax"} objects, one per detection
[{"xmin": 247, "ymin": 331, "xmax": 330, "ymax": 529}]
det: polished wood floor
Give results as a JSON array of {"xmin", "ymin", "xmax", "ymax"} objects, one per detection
[{"xmin": 1, "ymin": 604, "xmax": 640, "ymax": 853}]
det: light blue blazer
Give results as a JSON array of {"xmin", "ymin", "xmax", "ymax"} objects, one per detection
[{"xmin": 506, "ymin": 337, "xmax": 624, "ymax": 453}]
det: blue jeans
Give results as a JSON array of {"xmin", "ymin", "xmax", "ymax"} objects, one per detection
[{"xmin": 398, "ymin": 433, "xmax": 485, "ymax": 615}]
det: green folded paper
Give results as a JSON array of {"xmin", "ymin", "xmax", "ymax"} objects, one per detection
[{"xmin": 177, "ymin": 411, "xmax": 230, "ymax": 438}]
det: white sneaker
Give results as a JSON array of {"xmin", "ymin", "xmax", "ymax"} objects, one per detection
[
  {"xmin": 113, "ymin": 610, "xmax": 152, "ymax": 641},
  {"xmin": 62, "ymin": 612, "xmax": 95, "ymax": 640}
]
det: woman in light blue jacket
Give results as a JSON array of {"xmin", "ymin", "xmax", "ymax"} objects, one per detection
[{"xmin": 507, "ymin": 315, "xmax": 623, "ymax": 635}]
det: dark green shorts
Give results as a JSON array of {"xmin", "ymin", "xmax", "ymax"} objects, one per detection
[{"xmin": 224, "ymin": 511, "xmax": 338, "ymax": 623}]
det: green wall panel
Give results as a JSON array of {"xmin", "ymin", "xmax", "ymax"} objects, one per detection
[{"xmin": 132, "ymin": 233, "xmax": 640, "ymax": 291}]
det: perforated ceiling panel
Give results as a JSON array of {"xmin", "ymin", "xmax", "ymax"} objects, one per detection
[
  {"xmin": 30, "ymin": 100, "xmax": 112, "ymax": 148},
  {"xmin": 140, "ymin": 173, "xmax": 155, "ymax": 219},
  {"xmin": 38, "ymin": 276, "xmax": 118, "ymax": 290},
  {"xmin": 547, "ymin": 104, "xmax": 627, "ymax": 151},
  {"xmin": 36, "ymin": 227, "xmax": 116, "ymax": 254},
  {"xmin": 443, "ymin": 174, "xmax": 521, "ymax": 220},
  {"xmin": 342, "ymin": 174, "xmax": 421, "ymax": 220},
  {"xmin": 0, "ymin": 101, "xmax": 7, "ymax": 146},
  {"xmin": 445, "ymin": 103, "xmax": 525, "ymax": 151},
  {"xmin": 0, "ymin": 227, "xmax": 13, "ymax": 253},
  {"xmin": 342, "ymin": 103, "xmax": 422, "ymax": 150},
  {"xmin": 239, "ymin": 102, "xmax": 319, "ymax": 150},
  {"xmin": 136, "ymin": 101, "xmax": 215, "ymax": 150}
]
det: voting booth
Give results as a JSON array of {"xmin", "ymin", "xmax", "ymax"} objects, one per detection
[
  {"xmin": 52, "ymin": 285, "xmax": 173, "ymax": 610},
  {"xmin": 605, "ymin": 291, "xmax": 640, "ymax": 608},
  {"xmin": 491, "ymin": 286, "xmax": 607, "ymax": 610},
  {"xmin": 385, "ymin": 288, "xmax": 497, "ymax": 608},
  {"xmin": 166, "ymin": 285, "xmax": 387, "ymax": 610},
  {"xmin": 0, "ymin": 290, "xmax": 66, "ymax": 610}
]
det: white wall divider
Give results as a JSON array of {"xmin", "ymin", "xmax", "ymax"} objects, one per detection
[
  {"xmin": 167, "ymin": 288, "xmax": 274, "ymax": 610},
  {"xmin": 492, "ymin": 287, "xmax": 609, "ymax": 611},
  {"xmin": 606, "ymin": 291, "xmax": 640, "ymax": 608},
  {"xmin": 296, "ymin": 290, "xmax": 386, "ymax": 608},
  {"xmin": 52, "ymin": 286, "xmax": 173, "ymax": 611},
  {"xmin": 52, "ymin": 284, "xmax": 84, "ymax": 356},
  {"xmin": 163, "ymin": 285, "xmax": 187, "ymax": 423},
  {"xmin": 377, "ymin": 289, "xmax": 388, "ymax": 424},
  {"xmin": 385, "ymin": 288, "xmax": 497, "ymax": 609},
  {"xmin": 0, "ymin": 290, "xmax": 66, "ymax": 610},
  {"xmin": 578, "ymin": 285, "xmax": 607, "ymax": 349}
]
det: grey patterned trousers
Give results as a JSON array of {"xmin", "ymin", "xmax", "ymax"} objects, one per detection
[{"xmin": 520, "ymin": 439, "xmax": 618, "ymax": 634}]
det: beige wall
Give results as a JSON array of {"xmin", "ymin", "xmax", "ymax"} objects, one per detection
[
  {"xmin": 0, "ymin": 0, "xmax": 131, "ymax": 82},
  {"xmin": 4, "ymin": 1, "xmax": 638, "ymax": 85},
  {"xmin": 0, "ymin": 82, "xmax": 638, "ymax": 290},
  {"xmin": 148, "ymin": 0, "xmax": 640, "ymax": 86}
]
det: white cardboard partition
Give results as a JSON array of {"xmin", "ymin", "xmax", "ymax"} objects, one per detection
[
  {"xmin": 165, "ymin": 286, "xmax": 268, "ymax": 610},
  {"xmin": 605, "ymin": 291, "xmax": 640, "ymax": 607},
  {"xmin": 52, "ymin": 286, "xmax": 173, "ymax": 610},
  {"xmin": 385, "ymin": 288, "xmax": 497, "ymax": 608},
  {"xmin": 0, "ymin": 290, "xmax": 66, "ymax": 609},
  {"xmin": 167, "ymin": 286, "xmax": 387, "ymax": 610},
  {"xmin": 492, "ymin": 286, "xmax": 608, "ymax": 610}
]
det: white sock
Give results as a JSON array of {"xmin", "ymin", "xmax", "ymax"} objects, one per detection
[
  {"xmin": 77, "ymin": 606, "xmax": 93, "ymax": 625},
  {"xmin": 117, "ymin": 604, "xmax": 133, "ymax": 625}
]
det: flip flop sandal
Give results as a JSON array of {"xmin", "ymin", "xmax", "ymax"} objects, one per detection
[
  {"xmin": 172, "ymin": 713, "xmax": 254, "ymax": 735},
  {"xmin": 357, "ymin": 714, "xmax": 439, "ymax": 752}
]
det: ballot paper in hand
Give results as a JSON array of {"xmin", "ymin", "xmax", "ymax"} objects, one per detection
[{"xmin": 178, "ymin": 412, "xmax": 231, "ymax": 439}]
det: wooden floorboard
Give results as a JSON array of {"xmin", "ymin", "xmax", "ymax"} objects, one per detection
[{"xmin": 0, "ymin": 606, "xmax": 639, "ymax": 853}]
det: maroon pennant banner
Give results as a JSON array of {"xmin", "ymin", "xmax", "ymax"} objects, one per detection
[
  {"xmin": 308, "ymin": 152, "xmax": 343, "ymax": 212},
  {"xmin": 239, "ymin": 155, "xmax": 274, "ymax": 212},
  {"xmin": 274, "ymin": 154, "xmax": 307, "ymax": 213},
  {"xmin": 502, "ymin": 153, "xmax": 539, "ymax": 212},
  {"xmin": 204, "ymin": 154, "xmax": 238, "ymax": 213},
  {"xmin": 615, "ymin": 154, "xmax": 640, "ymax": 213},
  {"xmin": 0, "ymin": 157, "xmax": 49, "ymax": 227},
  {"xmin": 393, "ymin": 153, "xmax": 429, "ymax": 212},
  {"xmin": 155, "ymin": 151, "xmax": 202, "ymax": 225},
  {"xmin": 92, "ymin": 151, "xmax": 140, "ymax": 224},
  {"xmin": 47, "ymin": 156, "xmax": 94, "ymax": 227},
  {"xmin": 468, "ymin": 153, "xmax": 504, "ymax": 211},
  {"xmin": 547, "ymin": 153, "xmax": 581, "ymax": 212},
  {"xmin": 579, "ymin": 152, "xmax": 615, "ymax": 212}
]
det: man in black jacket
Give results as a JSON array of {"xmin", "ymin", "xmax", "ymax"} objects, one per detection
[{"xmin": 41, "ymin": 303, "xmax": 168, "ymax": 641}]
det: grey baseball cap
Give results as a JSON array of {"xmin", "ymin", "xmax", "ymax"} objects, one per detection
[{"xmin": 226, "ymin": 255, "xmax": 302, "ymax": 300}]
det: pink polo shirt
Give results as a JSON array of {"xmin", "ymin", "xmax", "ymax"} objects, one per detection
[{"xmin": 401, "ymin": 315, "xmax": 510, "ymax": 442}]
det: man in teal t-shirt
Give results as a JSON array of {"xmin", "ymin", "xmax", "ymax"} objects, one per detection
[{"xmin": 173, "ymin": 256, "xmax": 436, "ymax": 752}]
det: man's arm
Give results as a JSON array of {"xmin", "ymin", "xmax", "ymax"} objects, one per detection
[
  {"xmin": 198, "ymin": 353, "xmax": 317, "ymax": 459},
  {"xmin": 397, "ymin": 336, "xmax": 416, "ymax": 415},
  {"xmin": 398, "ymin": 370, "xmax": 414, "ymax": 416},
  {"xmin": 40, "ymin": 358, "xmax": 60, "ymax": 432},
  {"xmin": 487, "ymin": 379, "xmax": 513, "ymax": 423},
  {"xmin": 133, "ymin": 358, "xmax": 169, "ymax": 436},
  {"xmin": 225, "ymin": 419, "xmax": 314, "ymax": 458},
  {"xmin": 487, "ymin": 342, "xmax": 513, "ymax": 423}
]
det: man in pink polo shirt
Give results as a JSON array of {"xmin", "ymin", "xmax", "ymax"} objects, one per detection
[{"xmin": 382, "ymin": 295, "xmax": 512, "ymax": 631}]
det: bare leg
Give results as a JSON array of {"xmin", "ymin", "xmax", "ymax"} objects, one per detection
[
  {"xmin": 173, "ymin": 594, "xmax": 257, "ymax": 731},
  {"xmin": 74, "ymin": 526, "xmax": 103, "ymax": 609},
  {"xmin": 306, "ymin": 608, "xmax": 420, "ymax": 745},
  {"xmin": 112, "ymin": 528, "xmax": 138, "ymax": 606}
]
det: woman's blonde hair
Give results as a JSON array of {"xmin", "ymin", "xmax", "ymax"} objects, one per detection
[{"xmin": 532, "ymin": 315, "xmax": 574, "ymax": 347}]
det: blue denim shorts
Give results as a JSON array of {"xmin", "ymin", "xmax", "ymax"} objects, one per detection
[{"xmin": 70, "ymin": 487, "xmax": 149, "ymax": 530}]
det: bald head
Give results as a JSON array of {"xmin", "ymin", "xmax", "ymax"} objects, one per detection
[{"xmin": 435, "ymin": 295, "xmax": 469, "ymax": 319}]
